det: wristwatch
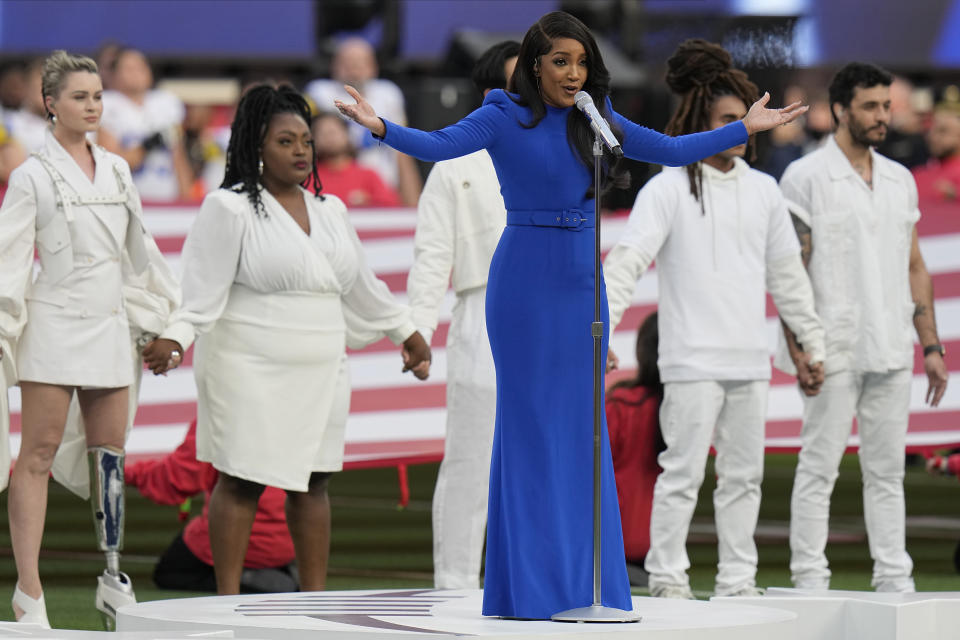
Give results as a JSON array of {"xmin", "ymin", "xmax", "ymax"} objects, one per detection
[{"xmin": 923, "ymin": 343, "xmax": 946, "ymax": 358}]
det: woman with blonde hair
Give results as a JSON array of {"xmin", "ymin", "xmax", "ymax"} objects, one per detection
[{"xmin": 0, "ymin": 50, "xmax": 177, "ymax": 628}]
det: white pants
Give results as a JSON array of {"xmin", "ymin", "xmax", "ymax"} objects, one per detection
[
  {"xmin": 645, "ymin": 379, "xmax": 768, "ymax": 594},
  {"xmin": 432, "ymin": 287, "xmax": 497, "ymax": 589},
  {"xmin": 790, "ymin": 368, "xmax": 914, "ymax": 591}
]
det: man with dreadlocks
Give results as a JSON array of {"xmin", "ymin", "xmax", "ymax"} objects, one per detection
[
  {"xmin": 143, "ymin": 84, "xmax": 431, "ymax": 595},
  {"xmin": 603, "ymin": 40, "xmax": 825, "ymax": 599}
]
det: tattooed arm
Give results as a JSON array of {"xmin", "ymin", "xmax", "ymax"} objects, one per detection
[
  {"xmin": 781, "ymin": 212, "xmax": 824, "ymax": 395},
  {"xmin": 909, "ymin": 227, "xmax": 948, "ymax": 406}
]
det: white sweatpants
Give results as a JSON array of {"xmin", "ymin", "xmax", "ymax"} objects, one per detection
[
  {"xmin": 432, "ymin": 287, "xmax": 497, "ymax": 589},
  {"xmin": 645, "ymin": 379, "xmax": 768, "ymax": 595},
  {"xmin": 790, "ymin": 368, "xmax": 914, "ymax": 591}
]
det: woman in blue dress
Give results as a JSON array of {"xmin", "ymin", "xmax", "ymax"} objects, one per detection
[{"xmin": 337, "ymin": 11, "xmax": 805, "ymax": 619}]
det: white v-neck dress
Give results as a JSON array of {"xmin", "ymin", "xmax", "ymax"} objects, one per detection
[
  {"xmin": 162, "ymin": 187, "xmax": 415, "ymax": 491},
  {"xmin": 0, "ymin": 131, "xmax": 143, "ymax": 388}
]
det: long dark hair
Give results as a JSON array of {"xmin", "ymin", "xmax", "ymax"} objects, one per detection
[
  {"xmin": 508, "ymin": 11, "xmax": 624, "ymax": 196},
  {"xmin": 664, "ymin": 39, "xmax": 758, "ymax": 208},
  {"xmin": 221, "ymin": 83, "xmax": 322, "ymax": 215},
  {"xmin": 610, "ymin": 311, "xmax": 661, "ymax": 397}
]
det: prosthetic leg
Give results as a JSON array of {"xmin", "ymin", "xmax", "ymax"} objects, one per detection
[{"xmin": 88, "ymin": 446, "xmax": 136, "ymax": 629}]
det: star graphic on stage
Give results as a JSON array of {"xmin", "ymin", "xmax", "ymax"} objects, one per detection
[{"xmin": 235, "ymin": 589, "xmax": 472, "ymax": 634}]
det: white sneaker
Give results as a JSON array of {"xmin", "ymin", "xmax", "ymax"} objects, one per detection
[
  {"xmin": 650, "ymin": 584, "xmax": 696, "ymax": 599},
  {"xmin": 792, "ymin": 578, "xmax": 829, "ymax": 590},
  {"xmin": 12, "ymin": 584, "xmax": 51, "ymax": 629},
  {"xmin": 875, "ymin": 577, "xmax": 916, "ymax": 593},
  {"xmin": 95, "ymin": 571, "xmax": 137, "ymax": 630},
  {"xmin": 717, "ymin": 586, "xmax": 765, "ymax": 597}
]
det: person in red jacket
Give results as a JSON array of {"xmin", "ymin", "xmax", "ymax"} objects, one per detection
[
  {"xmin": 307, "ymin": 112, "xmax": 403, "ymax": 208},
  {"xmin": 125, "ymin": 420, "xmax": 298, "ymax": 592},
  {"xmin": 605, "ymin": 311, "xmax": 664, "ymax": 586}
]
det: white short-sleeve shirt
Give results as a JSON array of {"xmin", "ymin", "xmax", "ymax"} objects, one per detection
[{"xmin": 779, "ymin": 135, "xmax": 920, "ymax": 373}]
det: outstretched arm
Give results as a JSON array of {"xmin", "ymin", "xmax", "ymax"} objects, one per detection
[
  {"xmin": 614, "ymin": 92, "xmax": 807, "ymax": 168},
  {"xmin": 336, "ymin": 85, "xmax": 503, "ymax": 163},
  {"xmin": 335, "ymin": 85, "xmax": 387, "ymax": 137},
  {"xmin": 742, "ymin": 92, "xmax": 808, "ymax": 135}
]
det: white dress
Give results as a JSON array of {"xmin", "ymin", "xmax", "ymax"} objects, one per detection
[
  {"xmin": 0, "ymin": 128, "xmax": 159, "ymax": 388},
  {"xmin": 53, "ymin": 236, "xmax": 181, "ymax": 498},
  {"xmin": 162, "ymin": 187, "xmax": 416, "ymax": 491}
]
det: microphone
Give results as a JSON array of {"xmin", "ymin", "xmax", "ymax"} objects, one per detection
[{"xmin": 574, "ymin": 91, "xmax": 623, "ymax": 158}]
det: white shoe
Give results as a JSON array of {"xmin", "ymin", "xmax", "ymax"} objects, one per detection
[
  {"xmin": 717, "ymin": 586, "xmax": 765, "ymax": 597},
  {"xmin": 875, "ymin": 577, "xmax": 916, "ymax": 593},
  {"xmin": 12, "ymin": 584, "xmax": 51, "ymax": 628},
  {"xmin": 650, "ymin": 584, "xmax": 696, "ymax": 599},
  {"xmin": 792, "ymin": 577, "xmax": 829, "ymax": 590},
  {"xmin": 95, "ymin": 571, "xmax": 137, "ymax": 630}
]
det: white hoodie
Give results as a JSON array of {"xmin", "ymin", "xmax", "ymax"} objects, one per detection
[{"xmin": 605, "ymin": 158, "xmax": 824, "ymax": 382}]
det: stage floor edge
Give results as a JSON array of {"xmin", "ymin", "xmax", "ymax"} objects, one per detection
[{"xmin": 116, "ymin": 588, "xmax": 796, "ymax": 639}]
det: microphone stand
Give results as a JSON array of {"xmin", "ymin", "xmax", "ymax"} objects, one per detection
[{"xmin": 552, "ymin": 135, "xmax": 640, "ymax": 623}]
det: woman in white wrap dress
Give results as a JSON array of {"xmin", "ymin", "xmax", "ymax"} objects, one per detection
[
  {"xmin": 0, "ymin": 51, "xmax": 178, "ymax": 627},
  {"xmin": 145, "ymin": 85, "xmax": 431, "ymax": 595}
]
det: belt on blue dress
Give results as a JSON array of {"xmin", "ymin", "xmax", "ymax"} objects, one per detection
[{"xmin": 506, "ymin": 209, "xmax": 594, "ymax": 230}]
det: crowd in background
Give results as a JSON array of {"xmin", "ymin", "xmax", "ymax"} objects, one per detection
[{"xmin": 0, "ymin": 37, "xmax": 956, "ymax": 210}]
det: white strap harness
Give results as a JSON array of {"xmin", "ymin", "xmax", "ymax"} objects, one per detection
[
  {"xmin": 29, "ymin": 148, "xmax": 149, "ymax": 283},
  {"xmin": 30, "ymin": 150, "xmax": 132, "ymax": 225}
]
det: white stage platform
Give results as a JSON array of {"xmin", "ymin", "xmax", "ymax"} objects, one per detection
[
  {"xmin": 0, "ymin": 622, "xmax": 246, "ymax": 638},
  {"xmin": 713, "ymin": 588, "xmax": 960, "ymax": 640},
  {"xmin": 116, "ymin": 589, "xmax": 797, "ymax": 639}
]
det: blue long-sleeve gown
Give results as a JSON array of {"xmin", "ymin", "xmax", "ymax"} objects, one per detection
[{"xmin": 379, "ymin": 90, "xmax": 748, "ymax": 619}]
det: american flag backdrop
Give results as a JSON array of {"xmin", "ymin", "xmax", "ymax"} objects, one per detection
[{"xmin": 6, "ymin": 201, "xmax": 960, "ymax": 467}]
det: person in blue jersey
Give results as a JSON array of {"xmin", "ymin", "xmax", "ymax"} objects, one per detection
[{"xmin": 336, "ymin": 11, "xmax": 805, "ymax": 620}]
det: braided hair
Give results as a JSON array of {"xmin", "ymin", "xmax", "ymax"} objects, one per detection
[
  {"xmin": 221, "ymin": 83, "xmax": 322, "ymax": 215},
  {"xmin": 663, "ymin": 40, "xmax": 759, "ymax": 208}
]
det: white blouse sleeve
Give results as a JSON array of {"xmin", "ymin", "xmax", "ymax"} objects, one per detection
[
  {"xmin": 123, "ymin": 232, "xmax": 181, "ymax": 338},
  {"xmin": 160, "ymin": 190, "xmax": 245, "ymax": 350},
  {"xmin": 121, "ymin": 172, "xmax": 181, "ymax": 338},
  {"xmin": 406, "ymin": 161, "xmax": 456, "ymax": 346},
  {"xmin": 0, "ymin": 167, "xmax": 38, "ymax": 373},
  {"xmin": 336, "ymin": 203, "xmax": 416, "ymax": 349}
]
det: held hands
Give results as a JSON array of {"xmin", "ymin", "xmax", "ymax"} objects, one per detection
[
  {"xmin": 924, "ymin": 352, "xmax": 948, "ymax": 407},
  {"xmin": 793, "ymin": 351, "xmax": 825, "ymax": 397},
  {"xmin": 142, "ymin": 338, "xmax": 184, "ymax": 376},
  {"xmin": 401, "ymin": 331, "xmax": 431, "ymax": 381},
  {"xmin": 606, "ymin": 349, "xmax": 619, "ymax": 373},
  {"xmin": 742, "ymin": 92, "xmax": 809, "ymax": 136},
  {"xmin": 334, "ymin": 85, "xmax": 386, "ymax": 138}
]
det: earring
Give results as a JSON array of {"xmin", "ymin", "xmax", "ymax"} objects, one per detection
[
  {"xmin": 258, "ymin": 158, "xmax": 264, "ymax": 175},
  {"xmin": 51, "ymin": 114, "xmax": 57, "ymax": 124}
]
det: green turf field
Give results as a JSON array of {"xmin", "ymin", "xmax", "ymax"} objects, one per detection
[{"xmin": 0, "ymin": 453, "xmax": 958, "ymax": 630}]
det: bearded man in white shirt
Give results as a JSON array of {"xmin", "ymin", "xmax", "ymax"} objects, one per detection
[
  {"xmin": 406, "ymin": 40, "xmax": 518, "ymax": 589},
  {"xmin": 604, "ymin": 40, "xmax": 826, "ymax": 599},
  {"xmin": 779, "ymin": 62, "xmax": 949, "ymax": 593}
]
